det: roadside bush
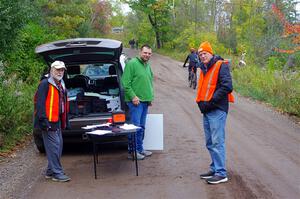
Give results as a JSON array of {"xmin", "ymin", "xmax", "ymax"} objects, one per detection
[
  {"xmin": 172, "ymin": 28, "xmax": 220, "ymax": 53},
  {"xmin": 0, "ymin": 66, "xmax": 33, "ymax": 150},
  {"xmin": 267, "ymin": 56, "xmax": 285, "ymax": 71},
  {"xmin": 0, "ymin": 23, "xmax": 61, "ymax": 151},
  {"xmin": 5, "ymin": 23, "xmax": 62, "ymax": 83},
  {"xmin": 233, "ymin": 65, "xmax": 300, "ymax": 117}
]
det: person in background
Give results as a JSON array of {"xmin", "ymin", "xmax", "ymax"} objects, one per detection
[
  {"xmin": 34, "ymin": 61, "xmax": 70, "ymax": 182},
  {"xmin": 129, "ymin": 39, "xmax": 136, "ymax": 49},
  {"xmin": 196, "ymin": 41, "xmax": 234, "ymax": 184},
  {"xmin": 183, "ymin": 48, "xmax": 200, "ymax": 81},
  {"xmin": 121, "ymin": 44, "xmax": 154, "ymax": 160}
]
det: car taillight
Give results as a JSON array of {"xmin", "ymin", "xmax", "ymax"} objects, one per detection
[
  {"xmin": 107, "ymin": 118, "xmax": 113, "ymax": 123},
  {"xmin": 112, "ymin": 111, "xmax": 126, "ymax": 125}
]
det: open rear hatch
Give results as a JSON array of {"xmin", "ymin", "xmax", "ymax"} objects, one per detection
[
  {"xmin": 35, "ymin": 38, "xmax": 123, "ymax": 67},
  {"xmin": 35, "ymin": 38, "xmax": 124, "ymax": 123}
]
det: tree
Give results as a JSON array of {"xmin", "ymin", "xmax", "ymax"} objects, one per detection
[
  {"xmin": 124, "ymin": 0, "xmax": 172, "ymax": 48},
  {"xmin": 90, "ymin": 1, "xmax": 112, "ymax": 35},
  {"xmin": 272, "ymin": 3, "xmax": 300, "ymax": 54},
  {"xmin": 40, "ymin": 0, "xmax": 113, "ymax": 38},
  {"xmin": 0, "ymin": 0, "xmax": 36, "ymax": 57}
]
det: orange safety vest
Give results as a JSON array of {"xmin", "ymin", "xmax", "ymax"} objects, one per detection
[
  {"xmin": 196, "ymin": 60, "xmax": 234, "ymax": 103},
  {"xmin": 45, "ymin": 84, "xmax": 60, "ymax": 122}
]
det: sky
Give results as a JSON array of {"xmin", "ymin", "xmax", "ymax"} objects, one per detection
[
  {"xmin": 110, "ymin": 1, "xmax": 131, "ymax": 16},
  {"xmin": 295, "ymin": 2, "xmax": 300, "ymax": 21},
  {"xmin": 120, "ymin": 3, "xmax": 131, "ymax": 15}
]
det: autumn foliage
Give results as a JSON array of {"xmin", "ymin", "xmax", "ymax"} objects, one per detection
[{"xmin": 272, "ymin": 4, "xmax": 300, "ymax": 54}]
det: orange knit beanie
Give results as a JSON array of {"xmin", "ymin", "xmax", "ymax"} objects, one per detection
[{"xmin": 198, "ymin": 41, "xmax": 213, "ymax": 55}]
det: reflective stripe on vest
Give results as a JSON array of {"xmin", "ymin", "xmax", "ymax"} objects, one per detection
[
  {"xmin": 196, "ymin": 60, "xmax": 234, "ymax": 103},
  {"xmin": 45, "ymin": 84, "xmax": 60, "ymax": 122}
]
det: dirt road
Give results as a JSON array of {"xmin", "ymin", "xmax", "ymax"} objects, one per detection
[{"xmin": 1, "ymin": 49, "xmax": 299, "ymax": 199}]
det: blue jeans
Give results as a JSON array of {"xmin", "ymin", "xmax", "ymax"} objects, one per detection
[
  {"xmin": 203, "ymin": 109, "xmax": 227, "ymax": 177},
  {"xmin": 127, "ymin": 102, "xmax": 149, "ymax": 153},
  {"xmin": 42, "ymin": 129, "xmax": 64, "ymax": 177}
]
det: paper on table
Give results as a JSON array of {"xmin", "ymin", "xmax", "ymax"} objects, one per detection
[
  {"xmin": 82, "ymin": 123, "xmax": 111, "ymax": 130},
  {"xmin": 119, "ymin": 123, "xmax": 140, "ymax": 130},
  {"xmin": 86, "ymin": 130, "xmax": 112, "ymax": 135}
]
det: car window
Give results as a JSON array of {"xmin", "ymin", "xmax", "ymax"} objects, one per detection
[
  {"xmin": 84, "ymin": 65, "xmax": 108, "ymax": 77},
  {"xmin": 67, "ymin": 63, "xmax": 115, "ymax": 79}
]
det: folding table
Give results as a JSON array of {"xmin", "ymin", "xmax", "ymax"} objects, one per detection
[{"xmin": 86, "ymin": 127, "xmax": 138, "ymax": 179}]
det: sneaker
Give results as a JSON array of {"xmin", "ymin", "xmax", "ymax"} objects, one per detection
[
  {"xmin": 141, "ymin": 150, "xmax": 152, "ymax": 157},
  {"xmin": 200, "ymin": 171, "xmax": 215, "ymax": 179},
  {"xmin": 206, "ymin": 175, "xmax": 228, "ymax": 184},
  {"xmin": 52, "ymin": 174, "xmax": 71, "ymax": 182},
  {"xmin": 127, "ymin": 152, "xmax": 145, "ymax": 160},
  {"xmin": 45, "ymin": 174, "xmax": 52, "ymax": 179}
]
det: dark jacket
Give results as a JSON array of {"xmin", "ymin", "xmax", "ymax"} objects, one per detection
[
  {"xmin": 183, "ymin": 52, "xmax": 199, "ymax": 68},
  {"xmin": 198, "ymin": 55, "xmax": 233, "ymax": 113},
  {"xmin": 34, "ymin": 77, "xmax": 69, "ymax": 131}
]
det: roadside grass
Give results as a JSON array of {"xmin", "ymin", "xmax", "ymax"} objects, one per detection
[{"xmin": 232, "ymin": 65, "xmax": 300, "ymax": 117}]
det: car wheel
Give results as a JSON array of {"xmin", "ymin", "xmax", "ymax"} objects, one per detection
[{"xmin": 34, "ymin": 135, "xmax": 45, "ymax": 153}]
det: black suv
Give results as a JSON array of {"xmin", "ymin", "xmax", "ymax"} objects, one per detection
[{"xmin": 34, "ymin": 38, "xmax": 129, "ymax": 152}]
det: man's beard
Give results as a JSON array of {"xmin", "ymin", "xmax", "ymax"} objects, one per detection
[
  {"xmin": 53, "ymin": 74, "xmax": 63, "ymax": 81},
  {"xmin": 141, "ymin": 57, "xmax": 149, "ymax": 62}
]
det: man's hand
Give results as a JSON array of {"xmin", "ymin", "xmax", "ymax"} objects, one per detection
[
  {"xmin": 197, "ymin": 102, "xmax": 214, "ymax": 113},
  {"xmin": 132, "ymin": 96, "xmax": 140, "ymax": 106},
  {"xmin": 39, "ymin": 119, "xmax": 51, "ymax": 131}
]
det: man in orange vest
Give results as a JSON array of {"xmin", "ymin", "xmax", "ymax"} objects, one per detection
[
  {"xmin": 196, "ymin": 41, "xmax": 233, "ymax": 184},
  {"xmin": 34, "ymin": 60, "xmax": 70, "ymax": 182}
]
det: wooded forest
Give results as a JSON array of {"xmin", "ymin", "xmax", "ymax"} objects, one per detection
[{"xmin": 0, "ymin": 0, "xmax": 299, "ymax": 151}]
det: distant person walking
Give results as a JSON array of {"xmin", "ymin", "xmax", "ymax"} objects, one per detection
[
  {"xmin": 129, "ymin": 39, "xmax": 135, "ymax": 49},
  {"xmin": 183, "ymin": 48, "xmax": 200, "ymax": 81},
  {"xmin": 196, "ymin": 41, "xmax": 234, "ymax": 184},
  {"xmin": 34, "ymin": 61, "xmax": 70, "ymax": 182},
  {"xmin": 121, "ymin": 44, "xmax": 154, "ymax": 160}
]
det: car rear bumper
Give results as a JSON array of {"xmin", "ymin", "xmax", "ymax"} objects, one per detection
[{"xmin": 33, "ymin": 128, "xmax": 91, "ymax": 143}]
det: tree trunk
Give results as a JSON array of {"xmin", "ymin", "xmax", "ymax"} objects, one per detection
[
  {"xmin": 148, "ymin": 14, "xmax": 161, "ymax": 49},
  {"xmin": 155, "ymin": 31, "xmax": 161, "ymax": 49}
]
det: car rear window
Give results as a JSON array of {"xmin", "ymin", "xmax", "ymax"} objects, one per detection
[{"xmin": 67, "ymin": 63, "xmax": 115, "ymax": 79}]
